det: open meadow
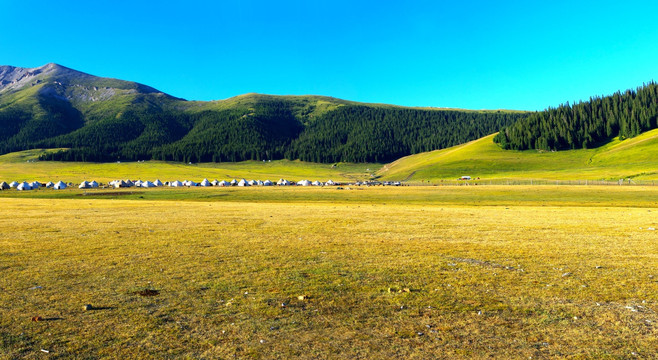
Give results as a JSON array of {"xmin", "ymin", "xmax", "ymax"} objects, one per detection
[{"xmin": 1, "ymin": 186, "xmax": 657, "ymax": 359}]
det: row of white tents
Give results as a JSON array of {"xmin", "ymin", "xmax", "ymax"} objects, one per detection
[
  {"xmin": 108, "ymin": 178, "xmax": 338, "ymax": 188},
  {"xmin": 0, "ymin": 180, "xmax": 69, "ymax": 191},
  {"xmin": 1, "ymin": 178, "xmax": 342, "ymax": 191}
]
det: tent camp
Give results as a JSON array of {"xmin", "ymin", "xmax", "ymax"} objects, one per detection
[
  {"xmin": 218, "ymin": 180, "xmax": 230, "ymax": 187},
  {"xmin": 0, "ymin": 182, "xmax": 9, "ymax": 190},
  {"xmin": 170, "ymin": 180, "xmax": 183, "ymax": 187},
  {"xmin": 17, "ymin": 181, "xmax": 32, "ymax": 191},
  {"xmin": 9, "ymin": 181, "xmax": 19, "ymax": 188},
  {"xmin": 237, "ymin": 179, "xmax": 250, "ymax": 187},
  {"xmin": 276, "ymin": 179, "xmax": 290, "ymax": 186},
  {"xmin": 154, "ymin": 179, "xmax": 163, "ymax": 187},
  {"xmin": 200, "ymin": 179, "xmax": 212, "ymax": 187},
  {"xmin": 79, "ymin": 181, "xmax": 90, "ymax": 189},
  {"xmin": 54, "ymin": 181, "xmax": 67, "ymax": 190},
  {"xmin": 297, "ymin": 180, "xmax": 311, "ymax": 186},
  {"xmin": 263, "ymin": 180, "xmax": 273, "ymax": 186}
]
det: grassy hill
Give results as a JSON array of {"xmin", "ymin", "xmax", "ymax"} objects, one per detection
[
  {"xmin": 0, "ymin": 63, "xmax": 526, "ymax": 164},
  {"xmin": 377, "ymin": 128, "xmax": 658, "ymax": 181}
]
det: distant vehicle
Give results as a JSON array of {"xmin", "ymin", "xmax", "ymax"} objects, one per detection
[{"xmin": 459, "ymin": 176, "xmax": 471, "ymax": 180}]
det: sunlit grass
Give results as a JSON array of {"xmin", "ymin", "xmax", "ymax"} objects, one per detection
[{"xmin": 1, "ymin": 186, "xmax": 656, "ymax": 358}]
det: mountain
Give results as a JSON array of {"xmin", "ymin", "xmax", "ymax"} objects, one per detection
[
  {"xmin": 0, "ymin": 63, "xmax": 527, "ymax": 163},
  {"xmin": 494, "ymin": 82, "xmax": 658, "ymax": 151}
]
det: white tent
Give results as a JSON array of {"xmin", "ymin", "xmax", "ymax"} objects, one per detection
[
  {"xmin": 125, "ymin": 180, "xmax": 134, "ymax": 187},
  {"xmin": 247, "ymin": 180, "xmax": 257, "ymax": 186},
  {"xmin": 53, "ymin": 181, "xmax": 67, "ymax": 190},
  {"xmin": 154, "ymin": 179, "xmax": 163, "ymax": 187},
  {"xmin": 211, "ymin": 179, "xmax": 219, "ymax": 186},
  {"xmin": 218, "ymin": 180, "xmax": 230, "ymax": 187},
  {"xmin": 326, "ymin": 180, "xmax": 336, "ymax": 185},
  {"xmin": 0, "ymin": 181, "xmax": 10, "ymax": 190},
  {"xmin": 89, "ymin": 181, "xmax": 99, "ymax": 188},
  {"xmin": 263, "ymin": 180, "xmax": 273, "ymax": 186},
  {"xmin": 30, "ymin": 181, "xmax": 41, "ymax": 189},
  {"xmin": 276, "ymin": 179, "xmax": 290, "ymax": 186},
  {"xmin": 237, "ymin": 178, "xmax": 250, "ymax": 187},
  {"xmin": 200, "ymin": 178, "xmax": 212, "ymax": 187},
  {"xmin": 79, "ymin": 181, "xmax": 90, "ymax": 189},
  {"xmin": 45, "ymin": 181, "xmax": 54, "ymax": 188},
  {"xmin": 113, "ymin": 180, "xmax": 128, "ymax": 188},
  {"xmin": 256, "ymin": 180, "xmax": 264, "ymax": 186},
  {"xmin": 312, "ymin": 180, "xmax": 322, "ymax": 186},
  {"xmin": 170, "ymin": 180, "xmax": 183, "ymax": 187},
  {"xmin": 17, "ymin": 181, "xmax": 32, "ymax": 191},
  {"xmin": 297, "ymin": 180, "xmax": 311, "ymax": 186},
  {"xmin": 230, "ymin": 179, "xmax": 238, "ymax": 186},
  {"xmin": 134, "ymin": 180, "xmax": 143, "ymax": 187},
  {"xmin": 9, "ymin": 181, "xmax": 19, "ymax": 188},
  {"xmin": 184, "ymin": 180, "xmax": 198, "ymax": 187},
  {"xmin": 141, "ymin": 181, "xmax": 156, "ymax": 188}
]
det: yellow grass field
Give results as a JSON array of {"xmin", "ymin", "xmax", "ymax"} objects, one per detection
[{"xmin": 1, "ymin": 186, "xmax": 657, "ymax": 359}]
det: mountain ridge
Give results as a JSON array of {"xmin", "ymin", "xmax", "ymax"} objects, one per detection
[{"xmin": 0, "ymin": 63, "xmax": 527, "ymax": 163}]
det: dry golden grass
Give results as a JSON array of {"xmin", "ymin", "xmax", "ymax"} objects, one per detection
[{"xmin": 0, "ymin": 186, "xmax": 657, "ymax": 359}]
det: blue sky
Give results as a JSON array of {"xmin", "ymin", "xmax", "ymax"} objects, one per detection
[{"xmin": 2, "ymin": 0, "xmax": 657, "ymax": 110}]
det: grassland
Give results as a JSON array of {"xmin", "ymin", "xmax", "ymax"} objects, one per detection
[
  {"xmin": 378, "ymin": 129, "xmax": 658, "ymax": 182},
  {"xmin": 1, "ymin": 186, "xmax": 656, "ymax": 359},
  {"xmin": 0, "ymin": 150, "xmax": 377, "ymax": 184}
]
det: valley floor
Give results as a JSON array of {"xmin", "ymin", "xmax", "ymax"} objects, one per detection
[{"xmin": 1, "ymin": 186, "xmax": 656, "ymax": 359}]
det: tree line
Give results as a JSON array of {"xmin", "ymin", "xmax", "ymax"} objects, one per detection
[{"xmin": 494, "ymin": 82, "xmax": 658, "ymax": 150}]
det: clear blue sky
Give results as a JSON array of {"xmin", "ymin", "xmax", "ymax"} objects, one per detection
[{"xmin": 2, "ymin": 0, "xmax": 657, "ymax": 111}]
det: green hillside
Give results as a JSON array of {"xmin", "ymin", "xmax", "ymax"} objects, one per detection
[
  {"xmin": 0, "ymin": 64, "xmax": 526, "ymax": 164},
  {"xmin": 377, "ymin": 128, "xmax": 658, "ymax": 181}
]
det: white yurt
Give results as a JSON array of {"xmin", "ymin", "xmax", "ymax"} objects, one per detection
[
  {"xmin": 230, "ymin": 179, "xmax": 238, "ymax": 186},
  {"xmin": 185, "ymin": 180, "xmax": 198, "ymax": 187},
  {"xmin": 53, "ymin": 181, "xmax": 67, "ymax": 190},
  {"xmin": 154, "ymin": 179, "xmax": 164, "ymax": 187},
  {"xmin": 297, "ymin": 180, "xmax": 311, "ymax": 186},
  {"xmin": 170, "ymin": 180, "xmax": 183, "ymax": 187},
  {"xmin": 263, "ymin": 180, "xmax": 273, "ymax": 186},
  {"xmin": 237, "ymin": 178, "xmax": 250, "ymax": 187},
  {"xmin": 89, "ymin": 181, "xmax": 99, "ymax": 188},
  {"xmin": 141, "ymin": 181, "xmax": 156, "ymax": 188},
  {"xmin": 200, "ymin": 178, "xmax": 211, "ymax": 187},
  {"xmin": 79, "ymin": 181, "xmax": 90, "ymax": 189},
  {"xmin": 312, "ymin": 180, "xmax": 322, "ymax": 186},
  {"xmin": 276, "ymin": 179, "xmax": 290, "ymax": 186},
  {"xmin": 326, "ymin": 180, "xmax": 335, "ymax": 185},
  {"xmin": 0, "ymin": 181, "xmax": 10, "ymax": 190},
  {"xmin": 218, "ymin": 180, "xmax": 230, "ymax": 187},
  {"xmin": 9, "ymin": 181, "xmax": 19, "ymax": 188},
  {"xmin": 17, "ymin": 181, "xmax": 32, "ymax": 191}
]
